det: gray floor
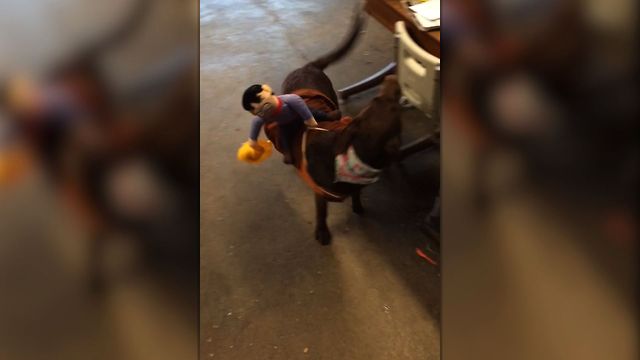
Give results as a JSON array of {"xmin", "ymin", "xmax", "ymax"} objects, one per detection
[{"xmin": 200, "ymin": 0, "xmax": 440, "ymax": 359}]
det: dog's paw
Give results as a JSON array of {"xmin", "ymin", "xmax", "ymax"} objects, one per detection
[{"xmin": 315, "ymin": 227, "xmax": 332, "ymax": 245}]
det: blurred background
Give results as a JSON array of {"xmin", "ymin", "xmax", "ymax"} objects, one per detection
[
  {"xmin": 0, "ymin": 0, "xmax": 198, "ymax": 359},
  {"xmin": 2, "ymin": 0, "xmax": 637, "ymax": 358},
  {"xmin": 442, "ymin": 0, "xmax": 637, "ymax": 359}
]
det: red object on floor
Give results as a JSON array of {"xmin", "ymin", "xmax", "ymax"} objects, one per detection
[{"xmin": 416, "ymin": 248, "xmax": 438, "ymax": 266}]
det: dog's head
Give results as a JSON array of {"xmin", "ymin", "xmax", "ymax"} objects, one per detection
[{"xmin": 347, "ymin": 75, "xmax": 402, "ymax": 168}]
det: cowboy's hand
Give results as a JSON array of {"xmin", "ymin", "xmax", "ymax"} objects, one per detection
[
  {"xmin": 248, "ymin": 139, "xmax": 264, "ymax": 153},
  {"xmin": 305, "ymin": 117, "xmax": 319, "ymax": 128}
]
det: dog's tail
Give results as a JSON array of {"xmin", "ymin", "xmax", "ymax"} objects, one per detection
[{"xmin": 308, "ymin": 2, "xmax": 366, "ymax": 70}]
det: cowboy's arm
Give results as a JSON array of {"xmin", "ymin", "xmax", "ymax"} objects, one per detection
[
  {"xmin": 282, "ymin": 94, "xmax": 318, "ymax": 127},
  {"xmin": 248, "ymin": 117, "xmax": 264, "ymax": 149}
]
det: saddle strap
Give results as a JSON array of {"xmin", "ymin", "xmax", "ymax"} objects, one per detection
[{"xmin": 298, "ymin": 128, "xmax": 347, "ymax": 201}]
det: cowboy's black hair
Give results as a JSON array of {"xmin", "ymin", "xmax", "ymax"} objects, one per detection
[{"xmin": 242, "ymin": 84, "xmax": 264, "ymax": 111}]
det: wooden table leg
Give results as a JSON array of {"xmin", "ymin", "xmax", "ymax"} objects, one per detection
[{"xmin": 338, "ymin": 62, "xmax": 397, "ymax": 100}]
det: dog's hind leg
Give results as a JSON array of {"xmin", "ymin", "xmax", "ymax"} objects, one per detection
[
  {"xmin": 314, "ymin": 194, "xmax": 332, "ymax": 245},
  {"xmin": 351, "ymin": 188, "xmax": 364, "ymax": 215}
]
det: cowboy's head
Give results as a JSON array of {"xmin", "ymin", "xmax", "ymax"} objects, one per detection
[{"xmin": 242, "ymin": 84, "xmax": 278, "ymax": 118}]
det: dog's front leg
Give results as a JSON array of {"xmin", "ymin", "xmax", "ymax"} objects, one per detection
[
  {"xmin": 351, "ymin": 188, "xmax": 364, "ymax": 214},
  {"xmin": 314, "ymin": 194, "xmax": 332, "ymax": 245}
]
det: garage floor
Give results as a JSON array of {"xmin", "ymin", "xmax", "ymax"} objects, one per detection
[{"xmin": 200, "ymin": 0, "xmax": 441, "ymax": 359}]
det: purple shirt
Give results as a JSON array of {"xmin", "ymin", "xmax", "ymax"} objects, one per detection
[{"xmin": 249, "ymin": 94, "xmax": 312, "ymax": 141}]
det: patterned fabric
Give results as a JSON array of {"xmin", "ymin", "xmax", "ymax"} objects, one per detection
[{"xmin": 335, "ymin": 146, "xmax": 381, "ymax": 184}]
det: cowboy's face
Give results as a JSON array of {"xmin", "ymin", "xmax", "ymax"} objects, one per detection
[{"xmin": 250, "ymin": 84, "xmax": 278, "ymax": 117}]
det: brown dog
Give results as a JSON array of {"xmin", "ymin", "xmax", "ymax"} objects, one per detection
[{"xmin": 266, "ymin": 6, "xmax": 403, "ymax": 245}]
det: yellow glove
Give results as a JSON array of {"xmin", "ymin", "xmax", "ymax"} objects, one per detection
[{"xmin": 237, "ymin": 140, "xmax": 273, "ymax": 164}]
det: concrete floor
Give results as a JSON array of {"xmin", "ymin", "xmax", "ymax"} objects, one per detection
[{"xmin": 200, "ymin": 0, "xmax": 440, "ymax": 359}]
